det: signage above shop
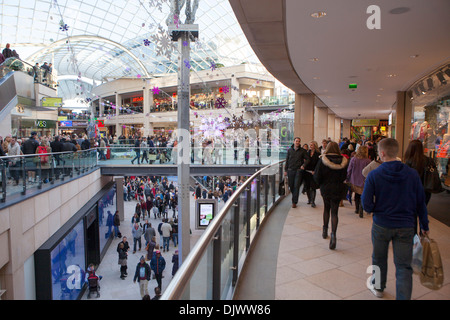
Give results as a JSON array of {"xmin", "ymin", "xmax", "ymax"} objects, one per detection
[
  {"xmin": 352, "ymin": 119, "xmax": 380, "ymax": 127},
  {"xmin": 59, "ymin": 121, "xmax": 73, "ymax": 127},
  {"xmin": 42, "ymin": 97, "xmax": 63, "ymax": 108},
  {"xmin": 132, "ymin": 96, "xmax": 144, "ymax": 103}
]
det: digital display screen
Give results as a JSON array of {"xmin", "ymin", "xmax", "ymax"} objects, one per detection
[
  {"xmin": 98, "ymin": 184, "xmax": 117, "ymax": 253},
  {"xmin": 199, "ymin": 203, "xmax": 214, "ymax": 227},
  {"xmin": 50, "ymin": 220, "xmax": 85, "ymax": 300}
]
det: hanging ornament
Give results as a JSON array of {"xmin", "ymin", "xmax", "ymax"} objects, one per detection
[
  {"xmin": 152, "ymin": 86, "xmax": 160, "ymax": 95},
  {"xmin": 143, "ymin": 39, "xmax": 151, "ymax": 46}
]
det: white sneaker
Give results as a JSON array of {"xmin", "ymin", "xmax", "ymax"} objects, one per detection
[{"xmin": 369, "ymin": 286, "xmax": 384, "ymax": 298}]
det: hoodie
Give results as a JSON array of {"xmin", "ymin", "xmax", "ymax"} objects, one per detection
[{"xmin": 362, "ymin": 161, "xmax": 429, "ymax": 231}]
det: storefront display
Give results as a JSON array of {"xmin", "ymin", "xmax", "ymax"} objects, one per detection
[{"xmin": 409, "ymin": 65, "xmax": 450, "ymax": 185}]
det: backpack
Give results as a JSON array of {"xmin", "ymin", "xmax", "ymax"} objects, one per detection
[
  {"xmin": 37, "ymin": 146, "xmax": 49, "ymax": 164},
  {"xmin": 420, "ymin": 236, "xmax": 444, "ymax": 290}
]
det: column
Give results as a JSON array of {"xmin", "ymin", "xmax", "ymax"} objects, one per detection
[
  {"xmin": 327, "ymin": 113, "xmax": 336, "ymax": 141},
  {"xmin": 143, "ymin": 88, "xmax": 153, "ymax": 136},
  {"xmin": 335, "ymin": 117, "xmax": 341, "ymax": 142},
  {"xmin": 230, "ymin": 76, "xmax": 239, "ymax": 111},
  {"xmin": 314, "ymin": 106, "xmax": 328, "ymax": 142},
  {"xmin": 342, "ymin": 119, "xmax": 351, "ymax": 139},
  {"xmin": 294, "ymin": 93, "xmax": 314, "ymax": 143},
  {"xmin": 115, "ymin": 93, "xmax": 122, "ymax": 137},
  {"xmin": 395, "ymin": 91, "xmax": 412, "ymax": 159},
  {"xmin": 98, "ymin": 97, "xmax": 104, "ymax": 117},
  {"xmin": 115, "ymin": 177, "xmax": 125, "ymax": 222}
]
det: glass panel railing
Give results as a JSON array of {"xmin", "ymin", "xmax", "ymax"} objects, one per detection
[
  {"xmin": 161, "ymin": 160, "xmax": 286, "ymax": 300},
  {"xmin": 0, "ymin": 57, "xmax": 56, "ymax": 88},
  {"xmin": 0, "ymin": 149, "xmax": 98, "ymax": 203},
  {"xmin": 101, "ymin": 146, "xmax": 282, "ymax": 166}
]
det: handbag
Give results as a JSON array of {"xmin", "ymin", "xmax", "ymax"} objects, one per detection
[
  {"xmin": 423, "ymin": 158, "xmax": 444, "ymax": 193},
  {"xmin": 279, "ymin": 178, "xmax": 286, "ymax": 196},
  {"xmin": 420, "ymin": 235, "xmax": 444, "ymax": 290}
]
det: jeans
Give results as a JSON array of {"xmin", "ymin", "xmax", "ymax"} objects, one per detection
[
  {"xmin": 172, "ymin": 233, "xmax": 178, "ymax": 247},
  {"xmin": 114, "ymin": 225, "xmax": 120, "ymax": 237},
  {"xmin": 132, "ymin": 151, "xmax": 141, "ymax": 164},
  {"xmin": 163, "ymin": 236, "xmax": 170, "ymax": 251},
  {"xmin": 371, "ymin": 223, "xmax": 415, "ymax": 300},
  {"xmin": 287, "ymin": 170, "xmax": 303, "ymax": 204},
  {"xmin": 133, "ymin": 237, "xmax": 142, "ymax": 252}
]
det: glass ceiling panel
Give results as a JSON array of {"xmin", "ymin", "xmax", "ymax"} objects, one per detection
[{"xmin": 0, "ymin": 0, "xmax": 264, "ymax": 105}]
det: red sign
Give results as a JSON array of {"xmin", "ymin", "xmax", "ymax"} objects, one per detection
[{"xmin": 132, "ymin": 96, "xmax": 144, "ymax": 103}]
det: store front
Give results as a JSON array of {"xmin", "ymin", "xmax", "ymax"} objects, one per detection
[
  {"xmin": 408, "ymin": 65, "xmax": 450, "ymax": 186},
  {"xmin": 350, "ymin": 119, "xmax": 389, "ymax": 142},
  {"xmin": 34, "ymin": 182, "xmax": 116, "ymax": 300},
  {"xmin": 12, "ymin": 118, "xmax": 57, "ymax": 138}
]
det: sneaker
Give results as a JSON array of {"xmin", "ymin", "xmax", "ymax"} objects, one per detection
[{"xmin": 369, "ymin": 286, "xmax": 384, "ymax": 298}]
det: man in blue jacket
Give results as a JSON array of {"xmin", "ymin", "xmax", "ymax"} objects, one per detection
[{"xmin": 362, "ymin": 138, "xmax": 429, "ymax": 300}]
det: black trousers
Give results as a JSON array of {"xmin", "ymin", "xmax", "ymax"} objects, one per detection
[
  {"xmin": 287, "ymin": 170, "xmax": 303, "ymax": 204},
  {"xmin": 322, "ymin": 196, "xmax": 340, "ymax": 233}
]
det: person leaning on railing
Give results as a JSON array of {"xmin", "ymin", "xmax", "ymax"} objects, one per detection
[{"xmin": 7, "ymin": 137, "xmax": 23, "ymax": 186}]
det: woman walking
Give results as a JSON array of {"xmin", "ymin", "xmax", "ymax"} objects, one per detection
[
  {"xmin": 314, "ymin": 142, "xmax": 348, "ymax": 250},
  {"xmin": 303, "ymin": 141, "xmax": 321, "ymax": 208},
  {"xmin": 347, "ymin": 146, "xmax": 371, "ymax": 218},
  {"xmin": 404, "ymin": 140, "xmax": 434, "ymax": 205}
]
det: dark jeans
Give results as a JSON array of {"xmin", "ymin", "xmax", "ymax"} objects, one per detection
[
  {"xmin": 287, "ymin": 170, "xmax": 303, "ymax": 204},
  {"xmin": 132, "ymin": 151, "xmax": 141, "ymax": 164},
  {"xmin": 371, "ymin": 223, "xmax": 414, "ymax": 300},
  {"xmin": 322, "ymin": 196, "xmax": 340, "ymax": 233},
  {"xmin": 133, "ymin": 237, "xmax": 141, "ymax": 252}
]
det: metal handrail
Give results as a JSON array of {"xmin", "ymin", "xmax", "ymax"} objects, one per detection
[{"xmin": 161, "ymin": 160, "xmax": 285, "ymax": 300}]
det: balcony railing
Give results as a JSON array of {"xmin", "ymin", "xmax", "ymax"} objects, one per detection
[
  {"xmin": 97, "ymin": 146, "xmax": 288, "ymax": 166},
  {"xmin": 0, "ymin": 57, "xmax": 57, "ymax": 88},
  {"xmin": 0, "ymin": 149, "xmax": 98, "ymax": 203},
  {"xmin": 161, "ymin": 160, "xmax": 287, "ymax": 299}
]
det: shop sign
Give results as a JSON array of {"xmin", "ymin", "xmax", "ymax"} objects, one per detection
[
  {"xmin": 41, "ymin": 97, "xmax": 63, "ymax": 108},
  {"xmin": 72, "ymin": 121, "xmax": 88, "ymax": 127},
  {"xmin": 58, "ymin": 116, "xmax": 68, "ymax": 121},
  {"xmin": 352, "ymin": 119, "xmax": 380, "ymax": 127},
  {"xmin": 59, "ymin": 120, "xmax": 73, "ymax": 127},
  {"xmin": 132, "ymin": 96, "xmax": 144, "ymax": 103}
]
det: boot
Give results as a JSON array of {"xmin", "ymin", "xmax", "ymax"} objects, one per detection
[
  {"xmin": 354, "ymin": 197, "xmax": 360, "ymax": 214},
  {"xmin": 359, "ymin": 202, "xmax": 364, "ymax": 218},
  {"xmin": 310, "ymin": 190, "xmax": 316, "ymax": 207},
  {"xmin": 306, "ymin": 189, "xmax": 311, "ymax": 204},
  {"xmin": 329, "ymin": 233, "xmax": 336, "ymax": 250},
  {"xmin": 322, "ymin": 226, "xmax": 328, "ymax": 239}
]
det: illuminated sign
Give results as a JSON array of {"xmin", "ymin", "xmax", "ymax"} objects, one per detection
[
  {"xmin": 59, "ymin": 121, "xmax": 73, "ymax": 127},
  {"xmin": 352, "ymin": 119, "xmax": 380, "ymax": 127},
  {"xmin": 132, "ymin": 96, "xmax": 144, "ymax": 103},
  {"xmin": 42, "ymin": 97, "xmax": 63, "ymax": 108}
]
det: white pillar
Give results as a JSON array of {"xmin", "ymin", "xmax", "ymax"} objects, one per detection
[
  {"xmin": 327, "ymin": 113, "xmax": 336, "ymax": 141},
  {"xmin": 314, "ymin": 107, "xmax": 328, "ymax": 143},
  {"xmin": 294, "ymin": 93, "xmax": 314, "ymax": 143},
  {"xmin": 335, "ymin": 117, "xmax": 341, "ymax": 142}
]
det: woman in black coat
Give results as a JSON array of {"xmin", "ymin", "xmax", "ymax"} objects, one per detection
[
  {"xmin": 303, "ymin": 141, "xmax": 321, "ymax": 208},
  {"xmin": 314, "ymin": 142, "xmax": 349, "ymax": 250}
]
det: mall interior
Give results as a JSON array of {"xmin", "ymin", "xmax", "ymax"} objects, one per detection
[{"xmin": 0, "ymin": 0, "xmax": 449, "ymax": 301}]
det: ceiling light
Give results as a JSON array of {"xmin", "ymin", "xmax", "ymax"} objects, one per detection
[
  {"xmin": 387, "ymin": 74, "xmax": 397, "ymax": 78},
  {"xmin": 426, "ymin": 78, "xmax": 434, "ymax": 91},
  {"xmin": 436, "ymin": 72, "xmax": 447, "ymax": 85},
  {"xmin": 410, "ymin": 54, "xmax": 419, "ymax": 58},
  {"xmin": 418, "ymin": 82, "xmax": 427, "ymax": 94},
  {"xmin": 311, "ymin": 11, "xmax": 327, "ymax": 18},
  {"xmin": 309, "ymin": 58, "xmax": 319, "ymax": 62},
  {"xmin": 313, "ymin": 77, "xmax": 320, "ymax": 80},
  {"xmin": 389, "ymin": 7, "xmax": 410, "ymax": 14}
]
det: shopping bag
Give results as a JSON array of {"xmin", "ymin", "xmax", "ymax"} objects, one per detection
[
  {"xmin": 420, "ymin": 235, "xmax": 444, "ymax": 290},
  {"xmin": 411, "ymin": 234, "xmax": 423, "ymax": 274}
]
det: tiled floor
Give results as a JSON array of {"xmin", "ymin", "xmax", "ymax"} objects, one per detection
[
  {"xmin": 84, "ymin": 191, "xmax": 450, "ymax": 300},
  {"xmin": 274, "ymin": 194, "xmax": 450, "ymax": 300}
]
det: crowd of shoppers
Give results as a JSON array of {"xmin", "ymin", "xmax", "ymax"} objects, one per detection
[{"xmin": 284, "ymin": 134, "xmax": 433, "ymax": 300}]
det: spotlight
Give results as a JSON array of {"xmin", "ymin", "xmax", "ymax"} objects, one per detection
[
  {"xmin": 437, "ymin": 72, "xmax": 447, "ymax": 85},
  {"xmin": 426, "ymin": 78, "xmax": 434, "ymax": 91},
  {"xmin": 418, "ymin": 82, "xmax": 427, "ymax": 94},
  {"xmin": 445, "ymin": 68, "xmax": 450, "ymax": 78}
]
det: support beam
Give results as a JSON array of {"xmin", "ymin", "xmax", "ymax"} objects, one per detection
[{"xmin": 294, "ymin": 93, "xmax": 314, "ymax": 143}]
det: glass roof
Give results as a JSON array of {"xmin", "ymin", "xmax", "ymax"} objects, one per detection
[{"xmin": 0, "ymin": 0, "xmax": 264, "ymax": 106}]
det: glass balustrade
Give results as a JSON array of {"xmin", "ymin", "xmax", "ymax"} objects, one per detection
[
  {"xmin": 0, "ymin": 149, "xmax": 98, "ymax": 203},
  {"xmin": 161, "ymin": 160, "xmax": 286, "ymax": 300},
  {"xmin": 0, "ymin": 57, "xmax": 56, "ymax": 88},
  {"xmin": 99, "ymin": 146, "xmax": 285, "ymax": 166}
]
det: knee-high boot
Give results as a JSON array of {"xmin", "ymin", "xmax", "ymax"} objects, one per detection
[
  {"xmin": 310, "ymin": 189, "xmax": 316, "ymax": 207},
  {"xmin": 354, "ymin": 197, "xmax": 360, "ymax": 214}
]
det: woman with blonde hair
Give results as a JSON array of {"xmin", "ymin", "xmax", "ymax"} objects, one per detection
[
  {"xmin": 313, "ymin": 141, "xmax": 348, "ymax": 250},
  {"xmin": 347, "ymin": 145, "xmax": 371, "ymax": 217}
]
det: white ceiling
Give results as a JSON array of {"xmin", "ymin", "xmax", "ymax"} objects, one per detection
[
  {"xmin": 285, "ymin": 0, "xmax": 450, "ymax": 119},
  {"xmin": 230, "ymin": 0, "xmax": 450, "ymax": 119}
]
